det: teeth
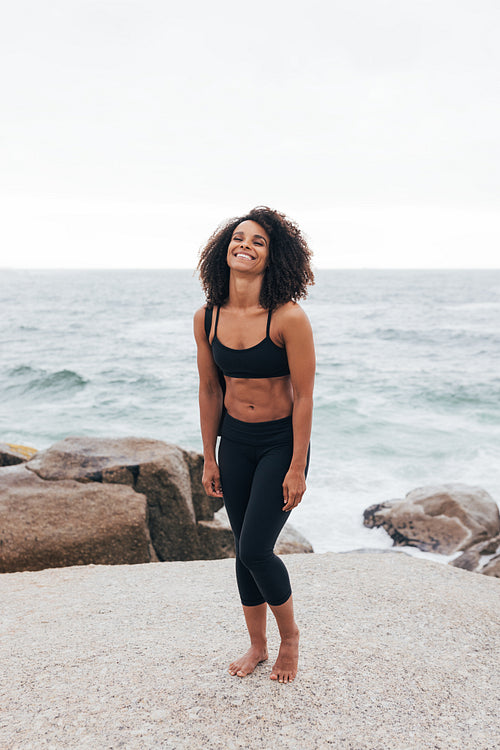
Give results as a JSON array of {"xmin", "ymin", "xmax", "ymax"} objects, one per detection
[{"xmin": 236, "ymin": 253, "xmax": 253, "ymax": 260}]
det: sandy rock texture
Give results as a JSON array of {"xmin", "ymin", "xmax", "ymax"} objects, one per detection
[
  {"xmin": 1, "ymin": 552, "xmax": 499, "ymax": 750},
  {"xmin": 0, "ymin": 464, "xmax": 155, "ymax": 573},
  {"xmin": 364, "ymin": 483, "xmax": 500, "ymax": 555}
]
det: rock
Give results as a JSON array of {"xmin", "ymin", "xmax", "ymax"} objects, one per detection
[
  {"xmin": 0, "ymin": 442, "xmax": 37, "ymax": 466},
  {"xmin": 206, "ymin": 506, "xmax": 314, "ymax": 556},
  {"xmin": 482, "ymin": 554, "xmax": 500, "ymax": 577},
  {"xmin": 450, "ymin": 549, "xmax": 481, "ymax": 572},
  {"xmin": 3, "ymin": 435, "xmax": 314, "ymax": 573},
  {"xmin": 0, "ymin": 464, "xmax": 155, "ymax": 574},
  {"xmin": 184, "ymin": 450, "xmax": 224, "ymax": 520},
  {"xmin": 26, "ymin": 436, "xmax": 223, "ymax": 562},
  {"xmin": 197, "ymin": 509, "xmax": 236, "ymax": 560},
  {"xmin": 451, "ymin": 533, "xmax": 500, "ymax": 575},
  {"xmin": 363, "ymin": 483, "xmax": 500, "ymax": 555},
  {"xmin": 276, "ymin": 523, "xmax": 314, "ymax": 554}
]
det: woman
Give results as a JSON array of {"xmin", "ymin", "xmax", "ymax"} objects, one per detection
[{"xmin": 194, "ymin": 206, "xmax": 315, "ymax": 684}]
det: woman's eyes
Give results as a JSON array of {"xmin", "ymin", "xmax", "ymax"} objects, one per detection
[{"xmin": 232, "ymin": 236, "xmax": 264, "ymax": 246}]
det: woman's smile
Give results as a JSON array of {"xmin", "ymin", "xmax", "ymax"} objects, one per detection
[
  {"xmin": 234, "ymin": 251, "xmax": 256, "ymax": 261},
  {"xmin": 227, "ymin": 219, "xmax": 270, "ymax": 271}
]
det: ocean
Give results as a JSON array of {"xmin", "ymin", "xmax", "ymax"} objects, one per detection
[{"xmin": 2, "ymin": 269, "xmax": 499, "ymax": 560}]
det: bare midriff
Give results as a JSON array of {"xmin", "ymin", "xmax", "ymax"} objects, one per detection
[{"xmin": 223, "ymin": 375, "xmax": 293, "ymax": 423}]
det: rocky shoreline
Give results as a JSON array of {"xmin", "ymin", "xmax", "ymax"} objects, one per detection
[
  {"xmin": 2, "ymin": 439, "xmax": 500, "ymax": 747},
  {"xmin": 0, "ymin": 438, "xmax": 312, "ymax": 574},
  {"xmin": 2, "ymin": 439, "xmax": 500, "ymax": 578},
  {"xmin": 363, "ymin": 483, "xmax": 500, "ymax": 576}
]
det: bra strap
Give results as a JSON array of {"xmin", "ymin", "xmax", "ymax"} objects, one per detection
[
  {"xmin": 266, "ymin": 308, "xmax": 272, "ymax": 338},
  {"xmin": 214, "ymin": 305, "xmax": 221, "ymax": 338}
]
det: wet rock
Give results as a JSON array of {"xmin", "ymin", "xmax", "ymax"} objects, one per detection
[
  {"xmin": 363, "ymin": 483, "xmax": 500, "ymax": 555},
  {"xmin": 0, "ymin": 464, "xmax": 155, "ymax": 574}
]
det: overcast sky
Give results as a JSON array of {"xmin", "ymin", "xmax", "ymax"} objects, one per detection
[{"xmin": 1, "ymin": 0, "xmax": 499, "ymax": 268}]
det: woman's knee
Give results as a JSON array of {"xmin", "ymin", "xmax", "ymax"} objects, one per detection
[{"xmin": 238, "ymin": 537, "xmax": 272, "ymax": 571}]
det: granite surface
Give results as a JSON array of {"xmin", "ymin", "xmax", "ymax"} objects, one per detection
[{"xmin": 1, "ymin": 552, "xmax": 499, "ymax": 749}]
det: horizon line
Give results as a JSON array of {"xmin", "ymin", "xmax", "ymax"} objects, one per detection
[{"xmin": 2, "ymin": 266, "xmax": 500, "ymax": 272}]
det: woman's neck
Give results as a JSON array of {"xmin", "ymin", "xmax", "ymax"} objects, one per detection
[{"xmin": 227, "ymin": 272, "xmax": 264, "ymax": 311}]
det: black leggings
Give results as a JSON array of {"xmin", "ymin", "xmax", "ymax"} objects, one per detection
[{"xmin": 218, "ymin": 413, "xmax": 309, "ymax": 607}]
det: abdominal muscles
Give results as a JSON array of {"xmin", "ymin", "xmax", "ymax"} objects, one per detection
[{"xmin": 224, "ymin": 375, "xmax": 293, "ymax": 422}]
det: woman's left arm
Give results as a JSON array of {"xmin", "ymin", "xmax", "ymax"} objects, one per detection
[{"xmin": 281, "ymin": 304, "xmax": 315, "ymax": 511}]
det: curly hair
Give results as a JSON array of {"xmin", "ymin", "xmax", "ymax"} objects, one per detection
[{"xmin": 197, "ymin": 206, "xmax": 314, "ymax": 310}]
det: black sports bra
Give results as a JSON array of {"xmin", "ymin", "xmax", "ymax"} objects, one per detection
[{"xmin": 211, "ymin": 306, "xmax": 290, "ymax": 379}]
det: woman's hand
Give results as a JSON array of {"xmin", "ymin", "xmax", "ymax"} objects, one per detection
[
  {"xmin": 202, "ymin": 460, "xmax": 223, "ymax": 498},
  {"xmin": 282, "ymin": 467, "xmax": 307, "ymax": 511}
]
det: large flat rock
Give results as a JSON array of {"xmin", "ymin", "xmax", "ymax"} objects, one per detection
[
  {"xmin": 0, "ymin": 465, "xmax": 154, "ymax": 573},
  {"xmin": 1, "ymin": 552, "xmax": 499, "ymax": 749}
]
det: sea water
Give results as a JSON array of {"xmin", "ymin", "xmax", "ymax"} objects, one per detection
[{"xmin": 1, "ymin": 269, "xmax": 499, "ymax": 559}]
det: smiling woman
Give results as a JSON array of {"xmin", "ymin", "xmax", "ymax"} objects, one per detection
[{"xmin": 194, "ymin": 206, "xmax": 315, "ymax": 684}]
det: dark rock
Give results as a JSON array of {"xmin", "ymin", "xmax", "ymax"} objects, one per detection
[
  {"xmin": 0, "ymin": 464, "xmax": 155, "ymax": 574},
  {"xmin": 185, "ymin": 450, "xmax": 224, "ymax": 520},
  {"xmin": 363, "ymin": 484, "xmax": 500, "ymax": 555}
]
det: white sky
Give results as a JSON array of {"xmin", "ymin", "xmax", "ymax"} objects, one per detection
[{"xmin": 1, "ymin": 0, "xmax": 499, "ymax": 269}]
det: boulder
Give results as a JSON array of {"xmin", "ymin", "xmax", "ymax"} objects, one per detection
[
  {"xmin": 26, "ymin": 437, "xmax": 225, "ymax": 562},
  {"xmin": 363, "ymin": 483, "xmax": 500, "ymax": 555},
  {"xmin": 0, "ymin": 464, "xmax": 155, "ymax": 574},
  {"xmin": 451, "ymin": 533, "xmax": 500, "ymax": 576},
  {"xmin": 4, "ymin": 435, "xmax": 314, "ymax": 572},
  {"xmin": 0, "ymin": 442, "xmax": 37, "ymax": 466}
]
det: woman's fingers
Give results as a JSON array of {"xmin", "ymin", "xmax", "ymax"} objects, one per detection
[
  {"xmin": 202, "ymin": 469, "xmax": 223, "ymax": 497},
  {"xmin": 282, "ymin": 480, "xmax": 305, "ymax": 511}
]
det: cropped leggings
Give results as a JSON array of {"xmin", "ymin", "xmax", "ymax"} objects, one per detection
[{"xmin": 218, "ymin": 413, "xmax": 309, "ymax": 607}]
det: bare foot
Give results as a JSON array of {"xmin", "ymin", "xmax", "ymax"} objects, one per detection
[
  {"xmin": 270, "ymin": 629, "xmax": 299, "ymax": 684},
  {"xmin": 228, "ymin": 645, "xmax": 268, "ymax": 677}
]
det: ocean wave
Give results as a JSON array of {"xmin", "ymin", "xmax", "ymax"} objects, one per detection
[
  {"xmin": 6, "ymin": 366, "xmax": 88, "ymax": 396},
  {"xmin": 416, "ymin": 381, "xmax": 500, "ymax": 410},
  {"xmin": 370, "ymin": 327, "xmax": 500, "ymax": 346}
]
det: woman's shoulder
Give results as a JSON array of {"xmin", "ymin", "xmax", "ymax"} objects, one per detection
[
  {"xmin": 273, "ymin": 301, "xmax": 308, "ymax": 323},
  {"xmin": 193, "ymin": 304, "xmax": 211, "ymax": 339}
]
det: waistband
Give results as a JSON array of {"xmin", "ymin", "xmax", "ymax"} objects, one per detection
[{"xmin": 220, "ymin": 412, "xmax": 293, "ymax": 446}]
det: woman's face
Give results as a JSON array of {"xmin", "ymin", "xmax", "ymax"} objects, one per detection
[{"xmin": 226, "ymin": 220, "xmax": 270, "ymax": 274}]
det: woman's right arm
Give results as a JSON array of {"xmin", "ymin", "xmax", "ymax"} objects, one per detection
[{"xmin": 193, "ymin": 306, "xmax": 224, "ymax": 498}]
